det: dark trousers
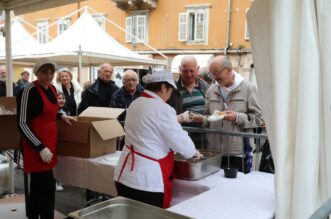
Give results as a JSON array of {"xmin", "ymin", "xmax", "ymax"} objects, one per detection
[
  {"xmin": 115, "ymin": 182, "xmax": 164, "ymax": 208},
  {"xmin": 29, "ymin": 170, "xmax": 55, "ymax": 219}
]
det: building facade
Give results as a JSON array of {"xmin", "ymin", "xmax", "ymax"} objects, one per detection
[{"xmin": 20, "ymin": 0, "xmax": 253, "ymax": 79}]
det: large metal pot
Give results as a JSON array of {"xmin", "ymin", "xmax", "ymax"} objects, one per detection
[
  {"xmin": 174, "ymin": 149, "xmax": 222, "ymax": 181},
  {"xmin": 69, "ymin": 196, "xmax": 192, "ymax": 219}
]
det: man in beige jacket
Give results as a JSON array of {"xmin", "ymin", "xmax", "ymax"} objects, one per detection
[{"xmin": 205, "ymin": 55, "xmax": 264, "ymax": 172}]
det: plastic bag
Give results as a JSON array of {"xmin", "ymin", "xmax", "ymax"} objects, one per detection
[{"xmin": 259, "ymin": 140, "xmax": 275, "ymax": 174}]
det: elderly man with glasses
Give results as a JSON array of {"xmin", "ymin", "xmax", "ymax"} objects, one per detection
[
  {"xmin": 110, "ymin": 69, "xmax": 144, "ymax": 121},
  {"xmin": 205, "ymin": 55, "xmax": 264, "ymax": 173}
]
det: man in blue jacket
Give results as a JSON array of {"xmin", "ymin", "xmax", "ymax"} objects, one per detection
[{"xmin": 110, "ymin": 69, "xmax": 143, "ymax": 121}]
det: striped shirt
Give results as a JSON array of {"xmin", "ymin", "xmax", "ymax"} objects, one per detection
[{"xmin": 180, "ymin": 87, "xmax": 205, "ymax": 114}]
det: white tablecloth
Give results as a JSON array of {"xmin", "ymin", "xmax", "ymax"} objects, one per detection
[
  {"xmin": 171, "ymin": 170, "xmax": 245, "ymax": 206},
  {"xmin": 54, "ymin": 152, "xmax": 121, "ymax": 197},
  {"xmin": 54, "ymin": 153, "xmax": 275, "ymax": 219},
  {"xmin": 168, "ymin": 171, "xmax": 275, "ymax": 219}
]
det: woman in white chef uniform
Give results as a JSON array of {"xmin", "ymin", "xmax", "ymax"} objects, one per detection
[{"xmin": 114, "ymin": 70, "xmax": 200, "ymax": 208}]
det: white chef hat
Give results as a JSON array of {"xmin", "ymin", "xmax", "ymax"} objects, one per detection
[
  {"xmin": 142, "ymin": 70, "xmax": 177, "ymax": 89},
  {"xmin": 33, "ymin": 59, "xmax": 57, "ymax": 75}
]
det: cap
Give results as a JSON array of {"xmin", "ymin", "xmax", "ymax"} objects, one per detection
[
  {"xmin": 33, "ymin": 59, "xmax": 57, "ymax": 75},
  {"xmin": 142, "ymin": 70, "xmax": 177, "ymax": 89}
]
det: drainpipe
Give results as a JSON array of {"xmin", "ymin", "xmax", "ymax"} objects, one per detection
[{"xmin": 224, "ymin": 0, "xmax": 231, "ymax": 55}]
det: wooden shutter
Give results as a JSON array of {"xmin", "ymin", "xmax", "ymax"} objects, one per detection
[
  {"xmin": 195, "ymin": 10, "xmax": 205, "ymax": 41},
  {"xmin": 178, "ymin": 12, "xmax": 188, "ymax": 41},
  {"xmin": 245, "ymin": 8, "xmax": 250, "ymax": 40},
  {"xmin": 126, "ymin": 16, "xmax": 132, "ymax": 43},
  {"xmin": 136, "ymin": 15, "xmax": 146, "ymax": 42}
]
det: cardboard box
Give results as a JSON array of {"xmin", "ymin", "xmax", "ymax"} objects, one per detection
[
  {"xmin": 0, "ymin": 97, "xmax": 20, "ymax": 149},
  {"xmin": 57, "ymin": 107, "xmax": 125, "ymax": 158}
]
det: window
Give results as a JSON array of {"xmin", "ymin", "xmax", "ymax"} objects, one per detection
[
  {"xmin": 178, "ymin": 8, "xmax": 209, "ymax": 43},
  {"xmin": 245, "ymin": 8, "xmax": 250, "ymax": 40},
  {"xmin": 126, "ymin": 14, "xmax": 147, "ymax": 43},
  {"xmin": 57, "ymin": 18, "xmax": 70, "ymax": 35},
  {"xmin": 92, "ymin": 14, "xmax": 106, "ymax": 29},
  {"xmin": 37, "ymin": 20, "xmax": 48, "ymax": 44},
  {"xmin": 0, "ymin": 11, "xmax": 4, "ymax": 20}
]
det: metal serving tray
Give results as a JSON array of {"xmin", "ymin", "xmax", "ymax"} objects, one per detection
[
  {"xmin": 174, "ymin": 149, "xmax": 222, "ymax": 181},
  {"xmin": 68, "ymin": 196, "xmax": 192, "ymax": 219}
]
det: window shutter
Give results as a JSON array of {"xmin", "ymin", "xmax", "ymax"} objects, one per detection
[
  {"xmin": 59, "ymin": 19, "xmax": 70, "ymax": 35},
  {"xmin": 136, "ymin": 15, "xmax": 146, "ymax": 42},
  {"xmin": 126, "ymin": 17, "xmax": 132, "ymax": 42},
  {"xmin": 195, "ymin": 10, "xmax": 205, "ymax": 41},
  {"xmin": 178, "ymin": 12, "xmax": 188, "ymax": 41},
  {"xmin": 93, "ymin": 15, "xmax": 105, "ymax": 29},
  {"xmin": 37, "ymin": 21, "xmax": 48, "ymax": 44},
  {"xmin": 245, "ymin": 8, "xmax": 250, "ymax": 40}
]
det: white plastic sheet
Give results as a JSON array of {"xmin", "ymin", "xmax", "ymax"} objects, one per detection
[{"xmin": 247, "ymin": 0, "xmax": 331, "ymax": 218}]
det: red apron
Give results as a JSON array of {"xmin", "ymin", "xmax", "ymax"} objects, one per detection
[
  {"xmin": 117, "ymin": 91, "xmax": 175, "ymax": 208},
  {"xmin": 21, "ymin": 81, "xmax": 58, "ymax": 173},
  {"xmin": 117, "ymin": 145, "xmax": 174, "ymax": 208}
]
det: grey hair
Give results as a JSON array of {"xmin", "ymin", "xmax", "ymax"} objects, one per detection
[
  {"xmin": 98, "ymin": 63, "xmax": 112, "ymax": 73},
  {"xmin": 123, "ymin": 69, "xmax": 139, "ymax": 82},
  {"xmin": 223, "ymin": 56, "xmax": 232, "ymax": 68},
  {"xmin": 180, "ymin": 56, "xmax": 198, "ymax": 67}
]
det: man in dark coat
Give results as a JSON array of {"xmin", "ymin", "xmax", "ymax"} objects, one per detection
[
  {"xmin": 110, "ymin": 69, "xmax": 143, "ymax": 121},
  {"xmin": 0, "ymin": 65, "xmax": 17, "ymax": 97},
  {"xmin": 78, "ymin": 63, "xmax": 119, "ymax": 114}
]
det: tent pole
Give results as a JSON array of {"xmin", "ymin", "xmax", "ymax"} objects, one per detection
[
  {"xmin": 5, "ymin": 9, "xmax": 13, "ymax": 97},
  {"xmin": 78, "ymin": 45, "xmax": 82, "ymax": 83},
  {"xmin": 88, "ymin": 65, "xmax": 92, "ymax": 83},
  {"xmin": 4, "ymin": 9, "xmax": 15, "ymax": 195}
]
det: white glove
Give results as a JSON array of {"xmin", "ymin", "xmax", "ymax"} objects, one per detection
[
  {"xmin": 39, "ymin": 147, "xmax": 53, "ymax": 163},
  {"xmin": 177, "ymin": 111, "xmax": 191, "ymax": 123},
  {"xmin": 193, "ymin": 150, "xmax": 204, "ymax": 159}
]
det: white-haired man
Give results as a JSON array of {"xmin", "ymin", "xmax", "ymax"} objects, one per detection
[
  {"xmin": 110, "ymin": 69, "xmax": 144, "ymax": 121},
  {"xmin": 78, "ymin": 63, "xmax": 119, "ymax": 114},
  {"xmin": 0, "ymin": 65, "xmax": 17, "ymax": 96},
  {"xmin": 168, "ymin": 56, "xmax": 209, "ymax": 115},
  {"xmin": 205, "ymin": 55, "xmax": 264, "ymax": 172},
  {"xmin": 168, "ymin": 56, "xmax": 210, "ymax": 148}
]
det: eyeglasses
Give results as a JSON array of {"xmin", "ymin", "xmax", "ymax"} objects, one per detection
[
  {"xmin": 123, "ymin": 78, "xmax": 137, "ymax": 82},
  {"xmin": 212, "ymin": 68, "xmax": 227, "ymax": 81}
]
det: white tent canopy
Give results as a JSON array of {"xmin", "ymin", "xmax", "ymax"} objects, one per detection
[
  {"xmin": 247, "ymin": 0, "xmax": 331, "ymax": 218},
  {"xmin": 0, "ymin": 19, "xmax": 40, "ymax": 57},
  {"xmin": 1, "ymin": 0, "xmax": 87, "ymax": 96},
  {"xmin": 11, "ymin": 11, "xmax": 167, "ymax": 67}
]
